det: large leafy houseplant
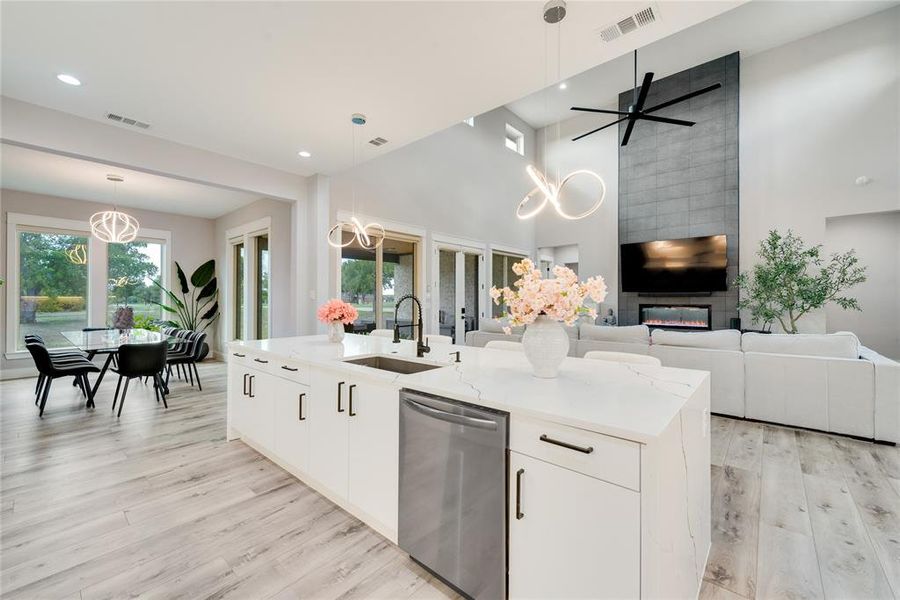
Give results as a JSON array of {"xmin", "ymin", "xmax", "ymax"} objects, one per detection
[
  {"xmin": 734, "ymin": 230, "xmax": 866, "ymax": 334},
  {"xmin": 153, "ymin": 259, "xmax": 220, "ymax": 332}
]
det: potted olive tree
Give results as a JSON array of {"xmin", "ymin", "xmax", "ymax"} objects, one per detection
[{"xmin": 734, "ymin": 230, "xmax": 866, "ymax": 333}]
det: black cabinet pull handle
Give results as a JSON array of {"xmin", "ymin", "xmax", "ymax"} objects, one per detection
[
  {"xmin": 337, "ymin": 381, "xmax": 345, "ymax": 412},
  {"xmin": 248, "ymin": 375, "xmax": 255, "ymax": 398},
  {"xmin": 281, "ymin": 365, "xmax": 298, "ymax": 372},
  {"xmin": 348, "ymin": 384, "xmax": 357, "ymax": 416},
  {"xmin": 299, "ymin": 393, "xmax": 306, "ymax": 421},
  {"xmin": 539, "ymin": 434, "xmax": 594, "ymax": 454},
  {"xmin": 254, "ymin": 358, "xmax": 268, "ymax": 364},
  {"xmin": 233, "ymin": 352, "xmax": 246, "ymax": 357},
  {"xmin": 515, "ymin": 468, "xmax": 525, "ymax": 520},
  {"xmin": 243, "ymin": 373, "xmax": 249, "ymax": 396}
]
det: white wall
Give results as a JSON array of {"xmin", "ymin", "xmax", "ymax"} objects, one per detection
[
  {"xmin": 533, "ymin": 111, "xmax": 620, "ymax": 314},
  {"xmin": 825, "ymin": 211, "xmax": 900, "ymax": 360},
  {"xmin": 1, "ymin": 188, "xmax": 216, "ymax": 377},
  {"xmin": 214, "ymin": 198, "xmax": 295, "ymax": 352},
  {"xmin": 740, "ymin": 7, "xmax": 900, "ymax": 334},
  {"xmin": 328, "ymin": 106, "xmax": 537, "ymax": 330}
]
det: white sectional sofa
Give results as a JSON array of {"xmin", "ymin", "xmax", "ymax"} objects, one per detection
[{"xmin": 465, "ymin": 322, "xmax": 900, "ymax": 443}]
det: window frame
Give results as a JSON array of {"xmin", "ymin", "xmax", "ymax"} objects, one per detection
[
  {"xmin": 505, "ymin": 123, "xmax": 525, "ymax": 156},
  {"xmin": 105, "ymin": 234, "xmax": 169, "ymax": 327},
  {"xmin": 223, "ymin": 217, "xmax": 271, "ymax": 343},
  {"xmin": 5, "ymin": 212, "xmax": 171, "ymax": 360}
]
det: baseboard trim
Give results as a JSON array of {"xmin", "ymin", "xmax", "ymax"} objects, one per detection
[{"xmin": 712, "ymin": 412, "xmax": 896, "ymax": 446}]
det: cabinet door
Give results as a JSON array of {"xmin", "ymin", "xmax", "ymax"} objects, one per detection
[
  {"xmin": 227, "ymin": 365, "xmax": 250, "ymax": 439},
  {"xmin": 348, "ymin": 380, "xmax": 399, "ymax": 535},
  {"xmin": 508, "ymin": 452, "xmax": 640, "ymax": 600},
  {"xmin": 244, "ymin": 367, "xmax": 275, "ymax": 451},
  {"xmin": 273, "ymin": 378, "xmax": 311, "ymax": 474},
  {"xmin": 308, "ymin": 369, "xmax": 349, "ymax": 498}
]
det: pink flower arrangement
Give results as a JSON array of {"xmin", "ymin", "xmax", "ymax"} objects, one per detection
[
  {"xmin": 490, "ymin": 258, "xmax": 608, "ymax": 330},
  {"xmin": 317, "ymin": 299, "xmax": 359, "ymax": 325}
]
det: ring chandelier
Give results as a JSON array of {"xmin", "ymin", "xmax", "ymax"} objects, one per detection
[
  {"xmin": 517, "ymin": 165, "xmax": 606, "ymax": 221},
  {"xmin": 327, "ymin": 216, "xmax": 385, "ymax": 250},
  {"xmin": 90, "ymin": 175, "xmax": 140, "ymax": 243},
  {"xmin": 65, "ymin": 244, "xmax": 88, "ymax": 265}
]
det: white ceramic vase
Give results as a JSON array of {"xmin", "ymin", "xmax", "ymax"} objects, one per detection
[
  {"xmin": 522, "ymin": 315, "xmax": 569, "ymax": 378},
  {"xmin": 327, "ymin": 322, "xmax": 345, "ymax": 343}
]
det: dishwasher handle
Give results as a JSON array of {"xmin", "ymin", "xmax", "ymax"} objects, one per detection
[{"xmin": 403, "ymin": 398, "xmax": 499, "ymax": 431}]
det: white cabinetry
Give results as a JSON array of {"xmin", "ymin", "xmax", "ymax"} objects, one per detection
[
  {"xmin": 308, "ymin": 369, "xmax": 350, "ymax": 496},
  {"xmin": 272, "ymin": 376, "xmax": 310, "ymax": 474},
  {"xmin": 508, "ymin": 451, "xmax": 640, "ymax": 599}
]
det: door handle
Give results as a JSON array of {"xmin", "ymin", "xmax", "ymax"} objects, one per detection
[
  {"xmin": 242, "ymin": 373, "xmax": 249, "ymax": 395},
  {"xmin": 516, "ymin": 468, "xmax": 525, "ymax": 520},
  {"xmin": 403, "ymin": 398, "xmax": 498, "ymax": 430},
  {"xmin": 337, "ymin": 381, "xmax": 345, "ymax": 412},
  {"xmin": 248, "ymin": 375, "xmax": 255, "ymax": 398},
  {"xmin": 299, "ymin": 393, "xmax": 306, "ymax": 421},
  {"xmin": 539, "ymin": 434, "xmax": 593, "ymax": 454},
  {"xmin": 348, "ymin": 384, "xmax": 357, "ymax": 416}
]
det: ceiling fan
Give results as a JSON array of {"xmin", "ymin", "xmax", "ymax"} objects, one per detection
[{"xmin": 570, "ymin": 50, "xmax": 722, "ymax": 146}]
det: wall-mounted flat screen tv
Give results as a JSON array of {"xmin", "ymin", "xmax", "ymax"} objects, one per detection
[{"xmin": 621, "ymin": 235, "xmax": 728, "ymax": 293}]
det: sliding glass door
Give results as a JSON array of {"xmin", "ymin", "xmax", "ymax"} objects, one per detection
[
  {"xmin": 437, "ymin": 246, "xmax": 484, "ymax": 344},
  {"xmin": 228, "ymin": 229, "xmax": 269, "ymax": 341}
]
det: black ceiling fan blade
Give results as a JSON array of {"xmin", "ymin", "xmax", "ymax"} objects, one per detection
[
  {"xmin": 621, "ymin": 117, "xmax": 637, "ymax": 146},
  {"xmin": 570, "ymin": 107, "xmax": 631, "ymax": 116},
  {"xmin": 644, "ymin": 82, "xmax": 722, "ymax": 114},
  {"xmin": 633, "ymin": 72, "xmax": 654, "ymax": 111},
  {"xmin": 571, "ymin": 117, "xmax": 629, "ymax": 142},
  {"xmin": 637, "ymin": 114, "xmax": 696, "ymax": 127}
]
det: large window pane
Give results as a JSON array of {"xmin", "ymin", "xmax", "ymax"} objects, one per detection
[
  {"xmin": 491, "ymin": 252, "xmax": 525, "ymax": 318},
  {"xmin": 233, "ymin": 242, "xmax": 245, "ymax": 340},
  {"xmin": 383, "ymin": 237, "xmax": 416, "ymax": 339},
  {"xmin": 341, "ymin": 230, "xmax": 377, "ymax": 333},
  {"xmin": 255, "ymin": 235, "xmax": 269, "ymax": 339},
  {"xmin": 107, "ymin": 240, "xmax": 163, "ymax": 327},
  {"xmin": 17, "ymin": 230, "xmax": 89, "ymax": 349}
]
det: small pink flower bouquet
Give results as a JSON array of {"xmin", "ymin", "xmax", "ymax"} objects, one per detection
[
  {"xmin": 490, "ymin": 258, "xmax": 608, "ymax": 331},
  {"xmin": 317, "ymin": 299, "xmax": 359, "ymax": 325}
]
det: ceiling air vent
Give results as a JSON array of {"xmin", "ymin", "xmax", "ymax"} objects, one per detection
[
  {"xmin": 368, "ymin": 137, "xmax": 388, "ymax": 147},
  {"xmin": 596, "ymin": 5, "xmax": 657, "ymax": 43},
  {"xmin": 106, "ymin": 113, "xmax": 150, "ymax": 129}
]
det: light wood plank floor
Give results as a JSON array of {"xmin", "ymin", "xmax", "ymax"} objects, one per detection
[{"xmin": 2, "ymin": 362, "xmax": 898, "ymax": 599}]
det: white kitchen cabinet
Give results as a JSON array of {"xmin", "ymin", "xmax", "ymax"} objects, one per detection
[
  {"xmin": 244, "ymin": 366, "xmax": 276, "ymax": 451},
  {"xmin": 273, "ymin": 377, "xmax": 311, "ymax": 474},
  {"xmin": 227, "ymin": 359, "xmax": 251, "ymax": 439},
  {"xmin": 508, "ymin": 451, "xmax": 641, "ymax": 600},
  {"xmin": 308, "ymin": 368, "xmax": 350, "ymax": 497},
  {"xmin": 348, "ymin": 379, "xmax": 399, "ymax": 535}
]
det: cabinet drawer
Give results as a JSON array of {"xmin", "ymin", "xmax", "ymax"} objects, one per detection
[
  {"xmin": 231, "ymin": 352, "xmax": 309, "ymax": 385},
  {"xmin": 510, "ymin": 416, "xmax": 640, "ymax": 492}
]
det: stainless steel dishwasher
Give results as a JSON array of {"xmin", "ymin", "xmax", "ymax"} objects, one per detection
[{"xmin": 398, "ymin": 389, "xmax": 509, "ymax": 600}]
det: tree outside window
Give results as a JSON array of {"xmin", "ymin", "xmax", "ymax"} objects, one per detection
[{"xmin": 106, "ymin": 240, "xmax": 164, "ymax": 325}]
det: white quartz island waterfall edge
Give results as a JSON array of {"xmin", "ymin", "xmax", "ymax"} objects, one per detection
[{"xmin": 227, "ymin": 334, "xmax": 711, "ymax": 599}]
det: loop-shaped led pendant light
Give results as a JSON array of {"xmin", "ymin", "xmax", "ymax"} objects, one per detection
[
  {"xmin": 327, "ymin": 114, "xmax": 385, "ymax": 249},
  {"xmin": 327, "ymin": 216, "xmax": 385, "ymax": 250},
  {"xmin": 517, "ymin": 165, "xmax": 606, "ymax": 220},
  {"xmin": 91, "ymin": 175, "xmax": 140, "ymax": 243},
  {"xmin": 65, "ymin": 244, "xmax": 88, "ymax": 265}
]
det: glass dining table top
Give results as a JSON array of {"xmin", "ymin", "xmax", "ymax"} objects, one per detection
[{"xmin": 60, "ymin": 328, "xmax": 172, "ymax": 352}]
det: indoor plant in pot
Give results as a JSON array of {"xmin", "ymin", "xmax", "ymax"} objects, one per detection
[
  {"xmin": 491, "ymin": 259, "xmax": 607, "ymax": 378},
  {"xmin": 317, "ymin": 299, "xmax": 358, "ymax": 343}
]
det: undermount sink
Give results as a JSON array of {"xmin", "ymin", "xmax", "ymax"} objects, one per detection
[{"xmin": 343, "ymin": 355, "xmax": 446, "ymax": 375}]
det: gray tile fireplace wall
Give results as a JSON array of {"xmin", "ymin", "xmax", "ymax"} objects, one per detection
[{"xmin": 617, "ymin": 53, "xmax": 739, "ymax": 330}]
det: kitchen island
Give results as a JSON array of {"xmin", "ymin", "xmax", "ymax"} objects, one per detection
[{"xmin": 227, "ymin": 334, "xmax": 710, "ymax": 599}]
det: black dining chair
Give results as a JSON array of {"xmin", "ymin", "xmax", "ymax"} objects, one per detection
[
  {"xmin": 112, "ymin": 341, "xmax": 168, "ymax": 418},
  {"xmin": 24, "ymin": 334, "xmax": 92, "ymax": 396},
  {"xmin": 26, "ymin": 342, "xmax": 100, "ymax": 416},
  {"xmin": 166, "ymin": 331, "xmax": 207, "ymax": 390}
]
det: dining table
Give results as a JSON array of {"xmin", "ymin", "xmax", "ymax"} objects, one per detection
[{"xmin": 60, "ymin": 328, "xmax": 173, "ymax": 405}]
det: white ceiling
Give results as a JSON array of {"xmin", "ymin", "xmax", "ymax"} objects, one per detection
[
  {"xmin": 0, "ymin": 1, "xmax": 745, "ymax": 177},
  {"xmin": 0, "ymin": 143, "xmax": 265, "ymax": 218},
  {"xmin": 507, "ymin": 0, "xmax": 898, "ymax": 128}
]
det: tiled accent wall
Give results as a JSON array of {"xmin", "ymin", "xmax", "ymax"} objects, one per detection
[{"xmin": 617, "ymin": 53, "xmax": 740, "ymax": 330}]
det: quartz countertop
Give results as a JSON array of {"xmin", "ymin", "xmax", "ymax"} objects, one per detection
[{"xmin": 229, "ymin": 334, "xmax": 709, "ymax": 444}]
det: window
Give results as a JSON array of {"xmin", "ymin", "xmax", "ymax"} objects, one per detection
[
  {"xmin": 15, "ymin": 229, "xmax": 90, "ymax": 350},
  {"xmin": 340, "ymin": 228, "xmax": 419, "ymax": 337},
  {"xmin": 505, "ymin": 123, "xmax": 524, "ymax": 155},
  {"xmin": 106, "ymin": 239, "xmax": 164, "ymax": 326},
  {"xmin": 255, "ymin": 235, "xmax": 270, "ymax": 340},
  {"xmin": 491, "ymin": 251, "xmax": 526, "ymax": 317},
  {"xmin": 232, "ymin": 242, "xmax": 245, "ymax": 340},
  {"xmin": 462, "ymin": 117, "xmax": 475, "ymax": 127}
]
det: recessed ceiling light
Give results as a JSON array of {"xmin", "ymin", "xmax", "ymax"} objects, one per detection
[
  {"xmin": 298, "ymin": 151, "xmax": 311, "ymax": 158},
  {"xmin": 558, "ymin": 82, "xmax": 568, "ymax": 90},
  {"xmin": 57, "ymin": 74, "xmax": 82, "ymax": 86}
]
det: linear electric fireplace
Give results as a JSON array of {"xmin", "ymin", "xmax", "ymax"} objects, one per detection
[{"xmin": 639, "ymin": 304, "xmax": 711, "ymax": 331}]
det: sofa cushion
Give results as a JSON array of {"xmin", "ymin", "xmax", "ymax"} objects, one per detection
[
  {"xmin": 742, "ymin": 331, "xmax": 860, "ymax": 359},
  {"xmin": 480, "ymin": 319, "xmax": 524, "ymax": 335},
  {"xmin": 651, "ymin": 329, "xmax": 742, "ymax": 351},
  {"xmin": 579, "ymin": 324, "xmax": 650, "ymax": 344}
]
